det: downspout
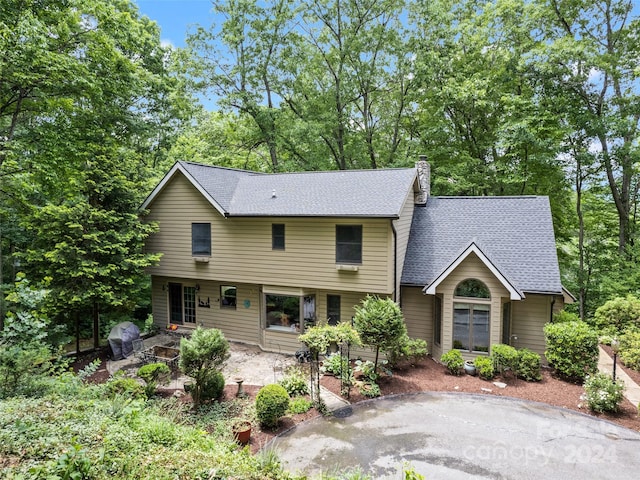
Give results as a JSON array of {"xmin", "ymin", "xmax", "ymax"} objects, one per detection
[
  {"xmin": 550, "ymin": 296, "xmax": 556, "ymax": 323},
  {"xmin": 391, "ymin": 220, "xmax": 398, "ymax": 304}
]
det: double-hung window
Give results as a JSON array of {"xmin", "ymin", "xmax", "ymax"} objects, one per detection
[
  {"xmin": 272, "ymin": 224, "xmax": 285, "ymax": 250},
  {"xmin": 192, "ymin": 223, "xmax": 211, "ymax": 256},
  {"xmin": 336, "ymin": 225, "xmax": 362, "ymax": 264}
]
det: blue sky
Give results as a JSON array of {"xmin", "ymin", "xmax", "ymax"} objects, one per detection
[{"xmin": 134, "ymin": 0, "xmax": 215, "ymax": 48}]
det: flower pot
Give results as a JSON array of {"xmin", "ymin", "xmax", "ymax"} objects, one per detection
[
  {"xmin": 233, "ymin": 421, "xmax": 252, "ymax": 445},
  {"xmin": 464, "ymin": 360, "xmax": 476, "ymax": 376}
]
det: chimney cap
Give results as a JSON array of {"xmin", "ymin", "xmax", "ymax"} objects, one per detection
[{"xmin": 418, "ymin": 154, "xmax": 427, "ymax": 162}]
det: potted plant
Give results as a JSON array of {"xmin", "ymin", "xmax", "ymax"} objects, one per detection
[
  {"xmin": 464, "ymin": 360, "xmax": 476, "ymax": 376},
  {"xmin": 232, "ymin": 418, "xmax": 252, "ymax": 445}
]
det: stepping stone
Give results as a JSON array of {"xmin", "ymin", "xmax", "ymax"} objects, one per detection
[{"xmin": 493, "ymin": 382, "xmax": 507, "ymax": 389}]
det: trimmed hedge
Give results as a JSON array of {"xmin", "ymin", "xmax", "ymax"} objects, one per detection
[
  {"xmin": 544, "ymin": 321, "xmax": 598, "ymax": 381},
  {"xmin": 491, "ymin": 344, "xmax": 518, "ymax": 374},
  {"xmin": 256, "ymin": 384, "xmax": 290, "ymax": 429},
  {"xmin": 474, "ymin": 356, "xmax": 494, "ymax": 380}
]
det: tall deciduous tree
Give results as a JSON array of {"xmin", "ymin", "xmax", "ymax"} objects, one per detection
[
  {"xmin": 539, "ymin": 0, "xmax": 640, "ymax": 255},
  {"xmin": 0, "ymin": 0, "xmax": 189, "ymax": 346}
]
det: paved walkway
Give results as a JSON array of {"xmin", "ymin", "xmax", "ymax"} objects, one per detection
[{"xmin": 597, "ymin": 346, "xmax": 640, "ymax": 408}]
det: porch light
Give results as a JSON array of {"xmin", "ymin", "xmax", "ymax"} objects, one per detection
[{"xmin": 611, "ymin": 337, "xmax": 620, "ymax": 382}]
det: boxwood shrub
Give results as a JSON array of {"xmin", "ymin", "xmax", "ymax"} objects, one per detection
[
  {"xmin": 544, "ymin": 321, "xmax": 598, "ymax": 381},
  {"xmin": 491, "ymin": 344, "xmax": 518, "ymax": 374},
  {"xmin": 255, "ymin": 384, "xmax": 290, "ymax": 429},
  {"xmin": 620, "ymin": 331, "xmax": 640, "ymax": 371}
]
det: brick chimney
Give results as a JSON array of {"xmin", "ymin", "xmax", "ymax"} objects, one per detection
[{"xmin": 414, "ymin": 155, "xmax": 430, "ymax": 205}]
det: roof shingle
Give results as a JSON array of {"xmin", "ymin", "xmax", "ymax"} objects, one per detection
[{"xmin": 401, "ymin": 196, "xmax": 563, "ymax": 295}]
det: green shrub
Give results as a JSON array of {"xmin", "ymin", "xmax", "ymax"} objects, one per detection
[
  {"xmin": 594, "ymin": 295, "xmax": 640, "ymax": 335},
  {"xmin": 474, "ymin": 356, "xmax": 494, "ymax": 380},
  {"xmin": 620, "ymin": 331, "xmax": 640, "ymax": 371},
  {"xmin": 385, "ymin": 335, "xmax": 428, "ymax": 367},
  {"xmin": 441, "ymin": 349, "xmax": 464, "ymax": 375},
  {"xmin": 255, "ymin": 384, "xmax": 290, "ymax": 428},
  {"xmin": 105, "ymin": 377, "xmax": 146, "ymax": 400},
  {"xmin": 516, "ymin": 349, "xmax": 542, "ymax": 381},
  {"xmin": 287, "ymin": 397, "xmax": 313, "ymax": 414},
  {"xmin": 137, "ymin": 363, "xmax": 170, "ymax": 397},
  {"xmin": 544, "ymin": 321, "xmax": 599, "ymax": 381},
  {"xmin": 491, "ymin": 344, "xmax": 518, "ymax": 374},
  {"xmin": 199, "ymin": 370, "xmax": 225, "ymax": 402},
  {"xmin": 179, "ymin": 327, "xmax": 229, "ymax": 406},
  {"xmin": 553, "ymin": 310, "xmax": 579, "ymax": 323},
  {"xmin": 279, "ymin": 366, "xmax": 309, "ymax": 397},
  {"xmin": 584, "ymin": 373, "xmax": 625, "ymax": 413}
]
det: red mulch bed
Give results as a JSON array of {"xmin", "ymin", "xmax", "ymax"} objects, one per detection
[{"xmin": 72, "ymin": 347, "xmax": 640, "ymax": 454}]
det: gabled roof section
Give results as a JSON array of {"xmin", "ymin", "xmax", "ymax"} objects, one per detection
[
  {"xmin": 402, "ymin": 196, "xmax": 563, "ymax": 296},
  {"xmin": 424, "ymin": 242, "xmax": 523, "ymax": 300},
  {"xmin": 140, "ymin": 161, "xmax": 257, "ymax": 215},
  {"xmin": 142, "ymin": 161, "xmax": 419, "ymax": 218}
]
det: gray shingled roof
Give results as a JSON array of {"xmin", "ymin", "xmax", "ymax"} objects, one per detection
[
  {"xmin": 401, "ymin": 196, "xmax": 563, "ymax": 295},
  {"xmin": 180, "ymin": 161, "xmax": 418, "ymax": 217}
]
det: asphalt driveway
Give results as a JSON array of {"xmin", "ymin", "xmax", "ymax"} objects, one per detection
[{"xmin": 270, "ymin": 393, "xmax": 640, "ymax": 479}]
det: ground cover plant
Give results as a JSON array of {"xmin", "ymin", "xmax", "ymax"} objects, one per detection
[{"xmin": 0, "ymin": 367, "xmax": 296, "ymax": 479}]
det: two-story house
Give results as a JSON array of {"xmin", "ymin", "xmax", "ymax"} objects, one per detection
[{"xmin": 142, "ymin": 159, "xmax": 571, "ymax": 361}]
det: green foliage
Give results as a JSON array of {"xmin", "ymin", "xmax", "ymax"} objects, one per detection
[
  {"xmin": 491, "ymin": 344, "xmax": 518, "ymax": 374},
  {"xmin": 279, "ymin": 367, "xmax": 310, "ymax": 397},
  {"xmin": 516, "ymin": 349, "xmax": 542, "ymax": 382},
  {"xmin": 30, "ymin": 442, "xmax": 92, "ymax": 480},
  {"xmin": 179, "ymin": 327, "xmax": 230, "ymax": 406},
  {"xmin": 0, "ymin": 343, "xmax": 53, "ymax": 398},
  {"xmin": 0, "ymin": 383, "xmax": 293, "ymax": 479},
  {"xmin": 584, "ymin": 373, "xmax": 625, "ymax": 413},
  {"xmin": 553, "ymin": 310, "xmax": 579, "ymax": 324},
  {"xmin": 620, "ymin": 331, "xmax": 640, "ymax": 371},
  {"xmin": 105, "ymin": 377, "xmax": 146, "ymax": 400},
  {"xmin": 441, "ymin": 349, "xmax": 464, "ymax": 376},
  {"xmin": 299, "ymin": 322, "xmax": 361, "ymax": 355},
  {"xmin": 287, "ymin": 397, "xmax": 313, "ymax": 415},
  {"xmin": 544, "ymin": 321, "xmax": 599, "ymax": 381},
  {"xmin": 137, "ymin": 363, "xmax": 170, "ymax": 397},
  {"xmin": 358, "ymin": 382, "xmax": 381, "ymax": 398},
  {"xmin": 473, "ymin": 356, "xmax": 494, "ymax": 380},
  {"xmin": 2, "ymin": 274, "xmax": 69, "ymax": 351},
  {"xmin": 594, "ymin": 295, "xmax": 640, "ymax": 335},
  {"xmin": 199, "ymin": 370, "xmax": 226, "ymax": 403},
  {"xmin": 321, "ymin": 353, "xmax": 352, "ymax": 383},
  {"xmin": 353, "ymin": 296, "xmax": 406, "ymax": 372},
  {"xmin": 385, "ymin": 336, "xmax": 428, "ymax": 367},
  {"xmin": 255, "ymin": 384, "xmax": 290, "ymax": 429},
  {"xmin": 354, "ymin": 360, "xmax": 378, "ymax": 383}
]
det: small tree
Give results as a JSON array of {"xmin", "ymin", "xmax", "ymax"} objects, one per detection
[
  {"xmin": 179, "ymin": 327, "xmax": 230, "ymax": 406},
  {"xmin": 353, "ymin": 296, "xmax": 406, "ymax": 373},
  {"xmin": 544, "ymin": 321, "xmax": 598, "ymax": 381}
]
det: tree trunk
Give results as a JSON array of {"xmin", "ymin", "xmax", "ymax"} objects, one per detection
[{"xmin": 93, "ymin": 300, "xmax": 100, "ymax": 350}]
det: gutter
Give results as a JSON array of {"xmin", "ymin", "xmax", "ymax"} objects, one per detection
[{"xmin": 391, "ymin": 220, "xmax": 398, "ymax": 303}]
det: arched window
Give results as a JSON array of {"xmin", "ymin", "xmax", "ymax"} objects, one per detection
[
  {"xmin": 454, "ymin": 279, "xmax": 490, "ymax": 299},
  {"xmin": 453, "ymin": 279, "xmax": 490, "ymax": 353}
]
